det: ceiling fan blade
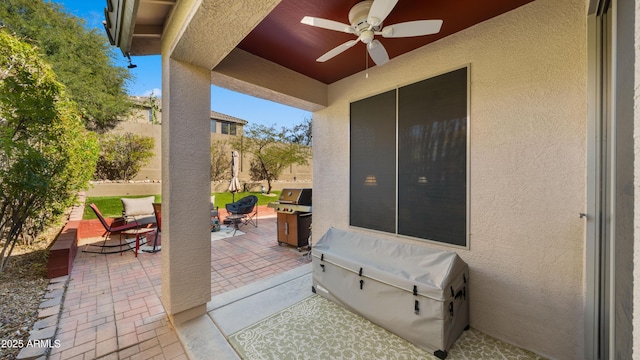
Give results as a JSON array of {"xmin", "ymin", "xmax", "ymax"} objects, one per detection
[
  {"xmin": 317, "ymin": 39, "xmax": 360, "ymax": 62},
  {"xmin": 368, "ymin": 40, "xmax": 389, "ymax": 66},
  {"xmin": 301, "ymin": 16, "xmax": 355, "ymax": 34},
  {"xmin": 367, "ymin": 0, "xmax": 398, "ymax": 27},
  {"xmin": 379, "ymin": 20, "xmax": 443, "ymax": 38}
]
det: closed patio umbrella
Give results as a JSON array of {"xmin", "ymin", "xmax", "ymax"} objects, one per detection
[{"xmin": 228, "ymin": 150, "xmax": 241, "ymax": 202}]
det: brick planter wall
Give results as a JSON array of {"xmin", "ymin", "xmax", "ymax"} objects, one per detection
[{"xmin": 47, "ymin": 221, "xmax": 79, "ymax": 279}]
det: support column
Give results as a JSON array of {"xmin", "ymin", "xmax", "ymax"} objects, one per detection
[{"xmin": 161, "ymin": 56, "xmax": 211, "ymax": 325}]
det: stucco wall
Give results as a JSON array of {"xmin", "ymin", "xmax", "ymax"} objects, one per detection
[
  {"xmin": 313, "ymin": 0, "xmax": 587, "ymax": 358},
  {"xmin": 633, "ymin": 0, "xmax": 640, "ymax": 357}
]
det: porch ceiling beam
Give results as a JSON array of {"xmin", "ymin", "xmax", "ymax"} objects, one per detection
[
  {"xmin": 211, "ymin": 48, "xmax": 327, "ymax": 112},
  {"xmin": 141, "ymin": 0, "xmax": 176, "ymax": 5},
  {"xmin": 163, "ymin": 0, "xmax": 282, "ymax": 71},
  {"xmin": 133, "ymin": 24, "xmax": 163, "ymax": 38},
  {"xmin": 127, "ymin": 38, "xmax": 161, "ymax": 55}
]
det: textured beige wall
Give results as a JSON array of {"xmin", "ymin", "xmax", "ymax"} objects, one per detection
[
  {"xmin": 313, "ymin": 0, "xmax": 587, "ymax": 358},
  {"xmin": 634, "ymin": 0, "xmax": 640, "ymax": 356}
]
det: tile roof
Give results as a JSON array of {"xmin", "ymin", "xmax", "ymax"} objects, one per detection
[{"xmin": 210, "ymin": 110, "xmax": 248, "ymax": 125}]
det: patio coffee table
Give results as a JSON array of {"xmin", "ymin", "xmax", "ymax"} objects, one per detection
[{"xmin": 226, "ymin": 214, "xmax": 244, "ymax": 236}]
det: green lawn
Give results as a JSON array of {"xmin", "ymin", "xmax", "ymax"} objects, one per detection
[{"xmin": 83, "ymin": 191, "xmax": 280, "ymax": 220}]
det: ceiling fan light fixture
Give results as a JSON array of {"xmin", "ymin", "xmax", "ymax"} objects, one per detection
[{"xmin": 360, "ymin": 30, "xmax": 374, "ymax": 44}]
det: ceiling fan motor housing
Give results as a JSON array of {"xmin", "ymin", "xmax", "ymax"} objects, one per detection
[{"xmin": 349, "ymin": 1, "xmax": 381, "ymax": 33}]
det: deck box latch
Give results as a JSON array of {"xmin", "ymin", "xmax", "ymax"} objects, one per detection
[
  {"xmin": 414, "ymin": 300, "xmax": 420, "ymax": 315},
  {"xmin": 455, "ymin": 289, "xmax": 464, "ymax": 299},
  {"xmin": 359, "ymin": 279, "xmax": 364, "ymax": 290}
]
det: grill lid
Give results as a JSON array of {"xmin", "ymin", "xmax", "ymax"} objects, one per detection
[{"xmin": 278, "ymin": 188, "xmax": 312, "ymax": 205}]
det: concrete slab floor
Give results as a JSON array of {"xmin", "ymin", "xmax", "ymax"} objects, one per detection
[{"xmin": 176, "ymin": 264, "xmax": 313, "ymax": 359}]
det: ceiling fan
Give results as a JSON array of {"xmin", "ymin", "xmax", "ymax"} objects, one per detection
[{"xmin": 300, "ymin": 0, "xmax": 443, "ymax": 66}]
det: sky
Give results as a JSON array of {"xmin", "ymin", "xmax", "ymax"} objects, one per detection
[{"xmin": 50, "ymin": 0, "xmax": 311, "ymax": 129}]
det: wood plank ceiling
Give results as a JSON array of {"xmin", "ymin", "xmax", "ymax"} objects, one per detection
[{"xmin": 237, "ymin": 0, "xmax": 535, "ymax": 84}]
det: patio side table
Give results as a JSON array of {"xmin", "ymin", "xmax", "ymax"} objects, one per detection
[
  {"xmin": 226, "ymin": 214, "xmax": 244, "ymax": 236},
  {"xmin": 122, "ymin": 227, "xmax": 156, "ymax": 257}
]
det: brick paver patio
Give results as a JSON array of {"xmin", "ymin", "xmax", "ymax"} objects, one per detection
[{"xmin": 50, "ymin": 214, "xmax": 310, "ymax": 359}]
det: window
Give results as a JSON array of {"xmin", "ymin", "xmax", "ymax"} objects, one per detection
[
  {"xmin": 210, "ymin": 120, "xmax": 217, "ymax": 133},
  {"xmin": 350, "ymin": 67, "xmax": 469, "ymax": 247},
  {"xmin": 350, "ymin": 90, "xmax": 396, "ymax": 233},
  {"xmin": 147, "ymin": 108, "xmax": 153, "ymax": 123},
  {"xmin": 221, "ymin": 121, "xmax": 237, "ymax": 135}
]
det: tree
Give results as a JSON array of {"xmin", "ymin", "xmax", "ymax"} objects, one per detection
[
  {"xmin": 289, "ymin": 117, "xmax": 312, "ymax": 146},
  {"xmin": 94, "ymin": 133, "xmax": 154, "ymax": 181},
  {"xmin": 0, "ymin": 0, "xmax": 133, "ymax": 131},
  {"xmin": 147, "ymin": 92, "xmax": 161, "ymax": 125},
  {"xmin": 0, "ymin": 30, "xmax": 99, "ymax": 271},
  {"xmin": 233, "ymin": 124, "xmax": 310, "ymax": 194},
  {"xmin": 211, "ymin": 140, "xmax": 229, "ymax": 181}
]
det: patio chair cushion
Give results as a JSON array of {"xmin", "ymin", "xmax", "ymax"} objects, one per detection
[
  {"xmin": 225, "ymin": 195, "xmax": 258, "ymax": 215},
  {"xmin": 122, "ymin": 196, "xmax": 156, "ymax": 225}
]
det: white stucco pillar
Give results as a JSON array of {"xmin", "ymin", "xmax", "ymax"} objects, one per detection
[
  {"xmin": 161, "ymin": 56, "xmax": 211, "ymax": 325},
  {"xmin": 633, "ymin": 0, "xmax": 640, "ymax": 356}
]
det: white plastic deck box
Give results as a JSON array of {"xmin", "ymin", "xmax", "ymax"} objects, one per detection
[{"xmin": 312, "ymin": 228, "xmax": 469, "ymax": 359}]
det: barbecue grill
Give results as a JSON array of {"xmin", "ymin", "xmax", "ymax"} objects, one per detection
[{"xmin": 268, "ymin": 188, "xmax": 312, "ymax": 250}]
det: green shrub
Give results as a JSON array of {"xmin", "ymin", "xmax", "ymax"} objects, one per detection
[
  {"xmin": 0, "ymin": 29, "xmax": 99, "ymax": 271},
  {"xmin": 94, "ymin": 132, "xmax": 154, "ymax": 181}
]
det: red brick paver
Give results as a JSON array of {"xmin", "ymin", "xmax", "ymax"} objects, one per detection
[{"xmin": 52, "ymin": 214, "xmax": 309, "ymax": 359}]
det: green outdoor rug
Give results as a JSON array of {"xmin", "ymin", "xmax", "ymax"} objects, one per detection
[{"xmin": 229, "ymin": 295, "xmax": 545, "ymax": 360}]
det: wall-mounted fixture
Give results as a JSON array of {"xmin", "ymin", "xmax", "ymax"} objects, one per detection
[{"xmin": 126, "ymin": 52, "xmax": 137, "ymax": 69}]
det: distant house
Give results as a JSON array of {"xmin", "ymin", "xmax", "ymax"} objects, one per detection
[
  {"xmin": 209, "ymin": 110, "xmax": 247, "ymax": 138},
  {"xmin": 127, "ymin": 96, "xmax": 248, "ymax": 137},
  {"xmin": 128, "ymin": 96, "xmax": 161, "ymax": 124},
  {"xmin": 104, "ymin": 96, "xmax": 311, "ymax": 186}
]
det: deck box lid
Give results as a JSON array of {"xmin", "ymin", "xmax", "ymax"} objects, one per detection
[{"xmin": 313, "ymin": 227, "xmax": 467, "ymax": 300}]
